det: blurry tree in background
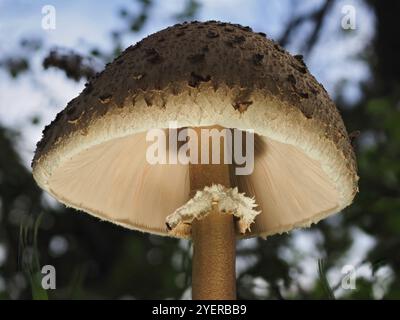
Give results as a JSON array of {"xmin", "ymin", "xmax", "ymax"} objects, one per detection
[{"xmin": 0, "ymin": 0, "xmax": 399, "ymax": 299}]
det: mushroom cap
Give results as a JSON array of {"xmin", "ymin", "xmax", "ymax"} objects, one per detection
[{"xmin": 32, "ymin": 21, "xmax": 358, "ymax": 238}]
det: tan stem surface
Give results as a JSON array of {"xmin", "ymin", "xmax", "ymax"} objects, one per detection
[{"xmin": 190, "ymin": 126, "xmax": 236, "ymax": 300}]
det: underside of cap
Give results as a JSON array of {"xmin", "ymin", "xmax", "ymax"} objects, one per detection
[{"xmin": 32, "ymin": 21, "xmax": 358, "ymax": 239}]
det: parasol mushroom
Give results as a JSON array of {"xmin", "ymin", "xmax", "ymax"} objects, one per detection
[{"xmin": 32, "ymin": 21, "xmax": 358, "ymax": 300}]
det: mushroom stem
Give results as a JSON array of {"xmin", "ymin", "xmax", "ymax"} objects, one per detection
[
  {"xmin": 191, "ymin": 207, "xmax": 236, "ymax": 300},
  {"xmin": 190, "ymin": 126, "xmax": 236, "ymax": 300}
]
